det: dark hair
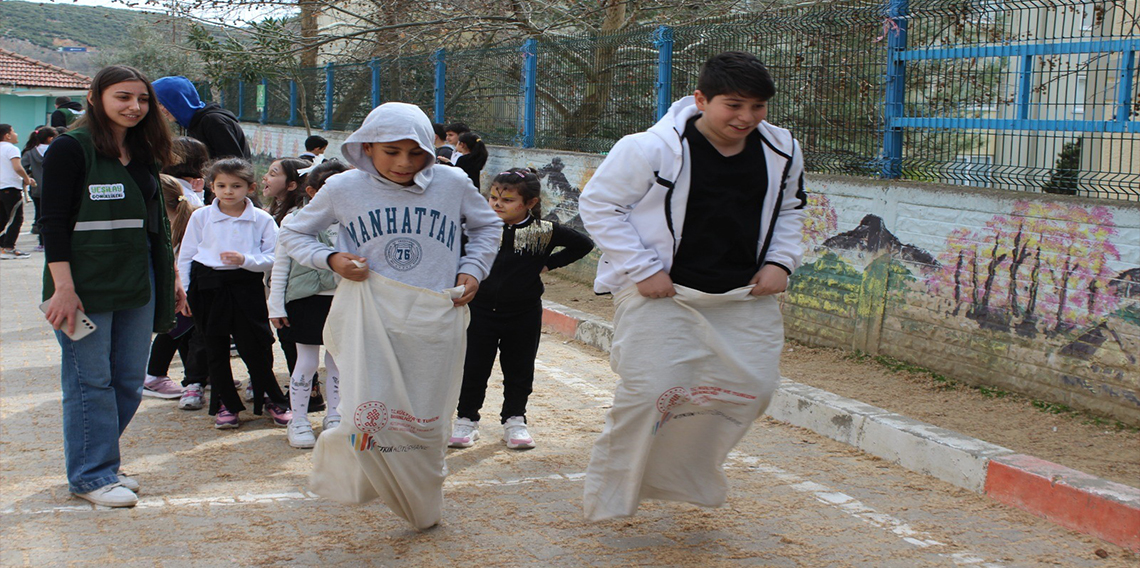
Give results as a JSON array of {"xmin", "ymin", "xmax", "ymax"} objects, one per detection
[
  {"xmin": 305, "ymin": 159, "xmax": 350, "ymax": 194},
  {"xmin": 203, "ymin": 157, "xmax": 257, "ymax": 189},
  {"xmin": 432, "ymin": 123, "xmax": 447, "ymax": 140},
  {"xmin": 445, "ymin": 122, "xmax": 470, "ymax": 135},
  {"xmin": 75, "ymin": 65, "xmax": 173, "ymax": 166},
  {"xmin": 304, "ymin": 135, "xmax": 328, "ymax": 152},
  {"xmin": 23, "ymin": 126, "xmax": 58, "ymax": 152},
  {"xmin": 0, "ymin": 124, "xmax": 12, "ymax": 139},
  {"xmin": 697, "ymin": 51, "xmax": 776, "ymax": 102},
  {"xmin": 267, "ymin": 157, "xmax": 311, "ymax": 225},
  {"xmin": 163, "ymin": 136, "xmax": 210, "ymax": 179},
  {"xmin": 491, "ymin": 167, "xmax": 542, "ymax": 217},
  {"xmin": 457, "ymin": 132, "xmax": 487, "ymax": 168},
  {"xmin": 55, "ymin": 96, "xmax": 71, "ymax": 106}
]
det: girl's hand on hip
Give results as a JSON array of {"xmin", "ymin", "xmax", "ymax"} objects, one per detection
[
  {"xmin": 749, "ymin": 264, "xmax": 789, "ymax": 296},
  {"xmin": 270, "ymin": 317, "xmax": 289, "ymax": 329},
  {"xmin": 329, "ymin": 253, "xmax": 369, "ymax": 281},
  {"xmin": 453, "ymin": 273, "xmax": 479, "ymax": 306},
  {"xmin": 219, "ymin": 251, "xmax": 245, "ymax": 266},
  {"xmin": 636, "ymin": 270, "xmax": 676, "ymax": 298},
  {"xmin": 45, "ymin": 287, "xmax": 84, "ymax": 336},
  {"xmin": 174, "ymin": 280, "xmax": 191, "ymax": 316}
]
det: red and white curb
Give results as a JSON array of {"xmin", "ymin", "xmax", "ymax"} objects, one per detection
[{"xmin": 541, "ymin": 299, "xmax": 1140, "ymax": 552}]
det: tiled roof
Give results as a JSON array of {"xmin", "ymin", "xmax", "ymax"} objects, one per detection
[{"xmin": 0, "ymin": 48, "xmax": 91, "ymax": 90}]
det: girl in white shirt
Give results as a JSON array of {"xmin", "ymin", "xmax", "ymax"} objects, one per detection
[{"xmin": 179, "ymin": 158, "xmax": 291, "ymax": 430}]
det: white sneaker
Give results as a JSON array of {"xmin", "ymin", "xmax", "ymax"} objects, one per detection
[
  {"xmin": 73, "ymin": 483, "xmax": 138, "ymax": 507},
  {"xmin": 448, "ymin": 418, "xmax": 479, "ymax": 448},
  {"xmin": 287, "ymin": 419, "xmax": 316, "ymax": 449},
  {"xmin": 117, "ymin": 475, "xmax": 139, "ymax": 492},
  {"xmin": 178, "ymin": 384, "xmax": 204, "ymax": 410},
  {"xmin": 503, "ymin": 416, "xmax": 535, "ymax": 449},
  {"xmin": 321, "ymin": 414, "xmax": 341, "ymax": 433},
  {"xmin": 244, "ymin": 384, "xmax": 254, "ymax": 402}
]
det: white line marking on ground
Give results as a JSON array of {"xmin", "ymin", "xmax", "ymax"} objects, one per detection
[{"xmin": 535, "ymin": 359, "xmax": 613, "ymax": 403}]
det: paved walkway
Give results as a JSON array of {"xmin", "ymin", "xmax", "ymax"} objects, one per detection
[{"xmin": 1, "ymin": 229, "xmax": 1134, "ymax": 567}]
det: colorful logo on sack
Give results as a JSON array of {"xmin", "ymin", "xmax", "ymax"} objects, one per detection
[
  {"xmin": 353, "ymin": 401, "xmax": 389, "ymax": 433},
  {"xmin": 350, "ymin": 433, "xmax": 376, "ymax": 451},
  {"xmin": 384, "ymin": 238, "xmax": 422, "ymax": 271},
  {"xmin": 654, "ymin": 387, "xmax": 690, "ymax": 434}
]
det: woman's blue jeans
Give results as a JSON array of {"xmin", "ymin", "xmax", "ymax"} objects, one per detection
[{"xmin": 56, "ymin": 269, "xmax": 155, "ymax": 494}]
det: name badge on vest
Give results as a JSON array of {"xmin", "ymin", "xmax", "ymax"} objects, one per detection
[{"xmin": 89, "ymin": 183, "xmax": 126, "ymax": 200}]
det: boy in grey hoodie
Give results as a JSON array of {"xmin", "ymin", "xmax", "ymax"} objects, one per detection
[{"xmin": 279, "ymin": 103, "xmax": 501, "ymax": 298}]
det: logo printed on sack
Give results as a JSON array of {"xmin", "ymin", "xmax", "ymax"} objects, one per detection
[
  {"xmin": 88, "ymin": 184, "xmax": 126, "ymax": 200},
  {"xmin": 656, "ymin": 387, "xmax": 690, "ymax": 413},
  {"xmin": 353, "ymin": 401, "xmax": 389, "ymax": 433},
  {"xmin": 385, "ymin": 238, "xmax": 422, "ymax": 271},
  {"xmin": 350, "ymin": 432, "xmax": 376, "ymax": 451}
]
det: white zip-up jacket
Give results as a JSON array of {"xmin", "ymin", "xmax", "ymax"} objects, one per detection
[{"xmin": 579, "ymin": 96, "xmax": 808, "ymax": 294}]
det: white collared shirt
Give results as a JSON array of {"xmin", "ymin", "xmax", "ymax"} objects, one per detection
[{"xmin": 177, "ymin": 198, "xmax": 278, "ymax": 289}]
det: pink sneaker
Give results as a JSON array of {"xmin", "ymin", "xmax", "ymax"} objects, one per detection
[
  {"xmin": 265, "ymin": 402, "xmax": 292, "ymax": 427},
  {"xmin": 214, "ymin": 405, "xmax": 240, "ymax": 429},
  {"xmin": 143, "ymin": 375, "xmax": 183, "ymax": 399}
]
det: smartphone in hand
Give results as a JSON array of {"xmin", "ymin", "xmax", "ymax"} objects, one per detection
[{"xmin": 39, "ymin": 300, "xmax": 97, "ymax": 341}]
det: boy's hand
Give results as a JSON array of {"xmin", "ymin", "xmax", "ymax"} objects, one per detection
[
  {"xmin": 175, "ymin": 280, "xmax": 191, "ymax": 316},
  {"xmin": 749, "ymin": 264, "xmax": 789, "ymax": 296},
  {"xmin": 270, "ymin": 317, "xmax": 289, "ymax": 329},
  {"xmin": 329, "ymin": 253, "xmax": 369, "ymax": 281},
  {"xmin": 636, "ymin": 270, "xmax": 676, "ymax": 298},
  {"xmin": 454, "ymin": 273, "xmax": 479, "ymax": 306},
  {"xmin": 219, "ymin": 251, "xmax": 245, "ymax": 266}
]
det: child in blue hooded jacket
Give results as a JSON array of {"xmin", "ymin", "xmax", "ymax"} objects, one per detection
[{"xmin": 151, "ymin": 76, "xmax": 250, "ymax": 162}]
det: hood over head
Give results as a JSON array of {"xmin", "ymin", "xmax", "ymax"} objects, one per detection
[
  {"xmin": 341, "ymin": 102, "xmax": 437, "ymax": 191},
  {"xmin": 152, "ymin": 76, "xmax": 206, "ymax": 128}
]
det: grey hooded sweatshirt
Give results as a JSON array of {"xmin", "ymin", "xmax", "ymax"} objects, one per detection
[{"xmin": 279, "ymin": 103, "xmax": 502, "ymax": 292}]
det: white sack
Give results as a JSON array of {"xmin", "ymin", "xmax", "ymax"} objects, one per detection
[
  {"xmin": 310, "ymin": 272, "xmax": 468, "ymax": 530},
  {"xmin": 583, "ymin": 285, "xmax": 785, "ymax": 522}
]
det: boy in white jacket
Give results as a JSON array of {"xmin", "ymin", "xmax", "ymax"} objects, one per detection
[{"xmin": 579, "ymin": 52, "xmax": 807, "ymax": 521}]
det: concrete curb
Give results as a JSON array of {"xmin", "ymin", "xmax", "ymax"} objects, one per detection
[{"xmin": 541, "ymin": 299, "xmax": 1140, "ymax": 552}]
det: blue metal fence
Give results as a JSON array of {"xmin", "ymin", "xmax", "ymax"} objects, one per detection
[{"xmin": 212, "ymin": 1, "xmax": 1138, "ymax": 200}]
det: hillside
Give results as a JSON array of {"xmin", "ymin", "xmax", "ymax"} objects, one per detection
[{"xmin": 0, "ymin": 0, "xmax": 169, "ymax": 51}]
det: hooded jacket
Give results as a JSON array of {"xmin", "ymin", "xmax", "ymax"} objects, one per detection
[
  {"xmin": 279, "ymin": 102, "xmax": 502, "ymax": 293},
  {"xmin": 579, "ymin": 96, "xmax": 807, "ymax": 295},
  {"xmin": 152, "ymin": 76, "xmax": 251, "ymax": 160},
  {"xmin": 50, "ymin": 101, "xmax": 85, "ymax": 128}
]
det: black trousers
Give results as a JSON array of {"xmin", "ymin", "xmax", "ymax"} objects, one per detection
[
  {"xmin": 188, "ymin": 263, "xmax": 286, "ymax": 415},
  {"xmin": 30, "ymin": 196, "xmax": 42, "ymax": 245},
  {"xmin": 456, "ymin": 304, "xmax": 542, "ymax": 424},
  {"xmin": 0, "ymin": 187, "xmax": 23, "ymax": 249},
  {"xmin": 147, "ymin": 327, "xmax": 208, "ymax": 386}
]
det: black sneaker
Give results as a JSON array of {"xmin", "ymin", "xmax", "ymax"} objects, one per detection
[{"xmin": 308, "ymin": 377, "xmax": 326, "ymax": 412}]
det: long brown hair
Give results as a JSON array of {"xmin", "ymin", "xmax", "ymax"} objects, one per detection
[
  {"xmin": 159, "ymin": 174, "xmax": 197, "ymax": 245},
  {"xmin": 267, "ymin": 158, "xmax": 311, "ymax": 225},
  {"xmin": 75, "ymin": 65, "xmax": 173, "ymax": 166}
]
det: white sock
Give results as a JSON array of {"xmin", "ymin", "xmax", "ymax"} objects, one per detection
[
  {"xmin": 289, "ymin": 344, "xmax": 321, "ymax": 424},
  {"xmin": 324, "ymin": 350, "xmax": 341, "ymax": 419}
]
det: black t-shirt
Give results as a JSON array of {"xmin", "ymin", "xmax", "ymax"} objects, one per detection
[{"xmin": 670, "ymin": 115, "xmax": 768, "ymax": 294}]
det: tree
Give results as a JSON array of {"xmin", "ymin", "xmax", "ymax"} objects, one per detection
[
  {"xmin": 95, "ymin": 22, "xmax": 202, "ymax": 80},
  {"xmin": 1042, "ymin": 138, "xmax": 1082, "ymax": 195}
]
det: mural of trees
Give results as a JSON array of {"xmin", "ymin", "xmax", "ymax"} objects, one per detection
[
  {"xmin": 926, "ymin": 200, "xmax": 1122, "ymax": 337},
  {"xmin": 802, "ymin": 193, "xmax": 839, "ymax": 250}
]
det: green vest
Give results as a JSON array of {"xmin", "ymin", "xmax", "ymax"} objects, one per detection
[{"xmin": 42, "ymin": 128, "xmax": 176, "ymax": 333}]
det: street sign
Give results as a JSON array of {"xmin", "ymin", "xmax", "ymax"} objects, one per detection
[{"xmin": 58, "ymin": 47, "xmax": 87, "ymax": 53}]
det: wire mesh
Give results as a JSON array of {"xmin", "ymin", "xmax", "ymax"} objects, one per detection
[
  {"xmin": 672, "ymin": 3, "xmax": 888, "ymax": 177},
  {"xmin": 377, "ymin": 53, "xmax": 436, "ymax": 119},
  {"xmin": 444, "ymin": 46, "xmax": 526, "ymax": 147},
  {"xmin": 263, "ymin": 77, "xmax": 292, "ymax": 126},
  {"xmin": 329, "ymin": 62, "xmax": 375, "ymax": 131},
  {"xmin": 901, "ymin": 1, "xmax": 1139, "ymax": 200},
  {"xmin": 293, "ymin": 66, "xmax": 325, "ymax": 132},
  {"xmin": 535, "ymin": 28, "xmax": 660, "ymax": 154}
]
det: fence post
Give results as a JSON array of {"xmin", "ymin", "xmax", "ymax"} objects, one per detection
[
  {"xmin": 259, "ymin": 78, "xmax": 268, "ymax": 124},
  {"xmin": 324, "ymin": 62, "xmax": 334, "ymax": 131},
  {"xmin": 522, "ymin": 38, "xmax": 538, "ymax": 148},
  {"xmin": 1115, "ymin": 50, "xmax": 1135, "ymax": 123},
  {"xmin": 654, "ymin": 26, "xmax": 674, "ymax": 120},
  {"xmin": 434, "ymin": 49, "xmax": 447, "ymax": 123},
  {"xmin": 881, "ymin": 0, "xmax": 908, "ymax": 179},
  {"xmin": 370, "ymin": 58, "xmax": 382, "ymax": 109},
  {"xmin": 288, "ymin": 80, "xmax": 298, "ymax": 127},
  {"xmin": 237, "ymin": 80, "xmax": 245, "ymax": 121}
]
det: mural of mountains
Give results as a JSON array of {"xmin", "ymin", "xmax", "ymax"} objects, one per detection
[{"xmin": 822, "ymin": 214, "xmax": 938, "ymax": 266}]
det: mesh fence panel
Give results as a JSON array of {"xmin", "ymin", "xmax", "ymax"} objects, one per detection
[
  {"xmin": 264, "ymin": 77, "xmax": 292, "ymax": 126},
  {"xmin": 330, "ymin": 62, "xmax": 375, "ymax": 131},
  {"xmin": 535, "ymin": 28, "xmax": 660, "ymax": 154},
  {"xmin": 377, "ymin": 54, "xmax": 435, "ymax": 118},
  {"xmin": 673, "ymin": 3, "xmax": 887, "ymax": 177},
  {"xmin": 902, "ymin": 1, "xmax": 1138, "ymax": 200},
  {"xmin": 294, "ymin": 66, "xmax": 325, "ymax": 132},
  {"xmin": 444, "ymin": 46, "xmax": 526, "ymax": 146}
]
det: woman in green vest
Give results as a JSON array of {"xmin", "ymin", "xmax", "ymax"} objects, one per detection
[{"xmin": 39, "ymin": 65, "xmax": 187, "ymax": 508}]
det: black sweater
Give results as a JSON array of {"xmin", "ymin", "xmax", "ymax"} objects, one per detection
[{"xmin": 470, "ymin": 216, "xmax": 594, "ymax": 313}]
